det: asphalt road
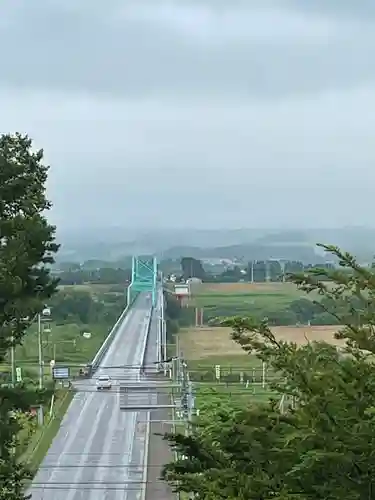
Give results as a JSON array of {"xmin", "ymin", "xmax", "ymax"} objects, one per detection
[
  {"xmin": 143, "ymin": 293, "xmax": 175, "ymax": 500},
  {"xmin": 29, "ymin": 293, "xmax": 153, "ymax": 500}
]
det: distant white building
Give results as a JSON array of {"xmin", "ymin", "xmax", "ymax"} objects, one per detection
[{"xmin": 186, "ymin": 277, "xmax": 202, "ymax": 284}]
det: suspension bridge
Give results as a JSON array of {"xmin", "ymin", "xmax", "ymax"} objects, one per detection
[
  {"xmin": 127, "ymin": 255, "xmax": 158, "ymax": 307},
  {"xmin": 29, "ymin": 254, "xmax": 173, "ymax": 500}
]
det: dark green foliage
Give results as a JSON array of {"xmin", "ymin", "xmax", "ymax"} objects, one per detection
[
  {"xmin": 180, "ymin": 257, "xmax": 206, "ymax": 280},
  {"xmin": 49, "ymin": 289, "xmax": 125, "ymax": 325},
  {"xmin": 162, "ymin": 245, "xmax": 375, "ymax": 499},
  {"xmin": 57, "ymin": 266, "xmax": 131, "ymax": 285},
  {"xmin": 0, "ymin": 133, "xmax": 59, "ymax": 499}
]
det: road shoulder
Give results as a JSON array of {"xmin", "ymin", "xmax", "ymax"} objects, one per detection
[{"xmin": 145, "ymin": 379, "xmax": 175, "ymax": 500}]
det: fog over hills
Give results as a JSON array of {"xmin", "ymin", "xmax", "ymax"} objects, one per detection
[{"xmin": 56, "ymin": 226, "xmax": 375, "ymax": 264}]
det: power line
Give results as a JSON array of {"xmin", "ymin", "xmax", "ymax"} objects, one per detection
[
  {"xmin": 29, "ymin": 486, "xmax": 166, "ymax": 491},
  {"xmin": 36, "ymin": 464, "xmax": 176, "ymax": 469},
  {"xmin": 31, "ymin": 481, "xmax": 160, "ymax": 485}
]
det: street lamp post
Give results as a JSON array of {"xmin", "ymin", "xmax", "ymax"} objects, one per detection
[
  {"xmin": 37, "ymin": 306, "xmax": 52, "ymax": 390},
  {"xmin": 10, "ymin": 309, "xmax": 49, "ymax": 389},
  {"xmin": 38, "ymin": 313, "xmax": 43, "ymax": 390},
  {"xmin": 159, "ymin": 287, "xmax": 167, "ymax": 375},
  {"xmin": 37, "ymin": 306, "xmax": 51, "ymax": 426}
]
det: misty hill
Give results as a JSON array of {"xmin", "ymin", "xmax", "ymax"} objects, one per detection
[
  {"xmin": 161, "ymin": 243, "xmax": 326, "ymax": 263},
  {"xmin": 56, "ymin": 226, "xmax": 375, "ymax": 264}
]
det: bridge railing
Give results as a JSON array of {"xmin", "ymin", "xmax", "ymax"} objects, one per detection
[
  {"xmin": 140, "ymin": 307, "xmax": 153, "ymax": 369},
  {"xmin": 88, "ymin": 292, "xmax": 139, "ymax": 375}
]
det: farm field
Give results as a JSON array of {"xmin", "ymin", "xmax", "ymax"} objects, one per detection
[
  {"xmin": 191, "ymin": 281, "xmax": 310, "ymax": 300},
  {"xmin": 193, "ymin": 281, "xmax": 306, "ymax": 293},
  {"xmin": 58, "ymin": 283, "xmax": 125, "ymax": 295},
  {"xmin": 18, "ymin": 322, "xmax": 110, "ymax": 364},
  {"xmin": 178, "ymin": 325, "xmax": 343, "ymax": 389},
  {"xmin": 188, "ymin": 282, "xmax": 316, "ymax": 322},
  {"xmin": 59, "ymin": 283, "xmax": 113, "ymax": 291},
  {"xmin": 180, "ymin": 324, "xmax": 344, "ymax": 361}
]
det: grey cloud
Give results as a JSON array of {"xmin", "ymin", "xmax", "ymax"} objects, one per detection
[
  {"xmin": 283, "ymin": 0, "xmax": 375, "ymax": 21},
  {"xmin": 1, "ymin": 85, "xmax": 370, "ymax": 230},
  {"xmin": 0, "ymin": 0, "xmax": 374, "ymax": 98},
  {"xmin": 1, "ymin": 1, "xmax": 375, "ymax": 232}
]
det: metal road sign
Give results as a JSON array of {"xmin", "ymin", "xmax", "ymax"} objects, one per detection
[{"xmin": 52, "ymin": 366, "xmax": 70, "ymax": 379}]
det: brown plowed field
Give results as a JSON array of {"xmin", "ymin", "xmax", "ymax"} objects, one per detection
[{"xmin": 180, "ymin": 325, "xmax": 344, "ymax": 359}]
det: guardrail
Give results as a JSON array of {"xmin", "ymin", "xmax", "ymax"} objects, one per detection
[
  {"xmin": 140, "ymin": 306, "xmax": 154, "ymax": 370},
  {"xmin": 89, "ymin": 293, "xmax": 139, "ymax": 375},
  {"xmin": 139, "ymin": 302, "xmax": 155, "ymax": 500}
]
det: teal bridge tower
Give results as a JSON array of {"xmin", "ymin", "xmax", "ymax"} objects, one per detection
[{"xmin": 127, "ymin": 256, "xmax": 158, "ymax": 307}]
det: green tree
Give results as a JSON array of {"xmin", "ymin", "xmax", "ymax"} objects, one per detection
[
  {"xmin": 287, "ymin": 297, "xmax": 321, "ymax": 323},
  {"xmin": 50, "ymin": 288, "xmax": 125, "ymax": 326},
  {"xmin": 180, "ymin": 257, "xmax": 206, "ymax": 280},
  {"xmin": 0, "ymin": 133, "xmax": 59, "ymax": 499},
  {"xmin": 163, "ymin": 244, "xmax": 375, "ymax": 499},
  {"xmin": 58, "ymin": 266, "xmax": 131, "ymax": 285}
]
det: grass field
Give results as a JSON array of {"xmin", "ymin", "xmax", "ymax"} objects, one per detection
[
  {"xmin": 59, "ymin": 283, "xmax": 123, "ymax": 293},
  {"xmin": 178, "ymin": 324, "xmax": 343, "ymax": 408},
  {"xmin": 193, "ymin": 282, "xmax": 306, "ymax": 293},
  {"xmin": 0, "ymin": 321, "xmax": 113, "ymax": 385},
  {"xmin": 188, "ymin": 282, "xmax": 314, "ymax": 320},
  {"xmin": 20, "ymin": 389, "xmax": 74, "ymax": 473},
  {"xmin": 194, "ymin": 384, "xmax": 277, "ymax": 406},
  {"xmin": 191, "ymin": 281, "xmax": 308, "ymax": 300}
]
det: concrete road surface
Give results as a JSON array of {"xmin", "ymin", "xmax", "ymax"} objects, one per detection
[
  {"xmin": 29, "ymin": 293, "xmax": 152, "ymax": 500},
  {"xmin": 143, "ymin": 295, "xmax": 175, "ymax": 500}
]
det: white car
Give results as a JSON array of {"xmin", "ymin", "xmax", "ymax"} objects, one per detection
[{"xmin": 96, "ymin": 375, "xmax": 112, "ymax": 390}]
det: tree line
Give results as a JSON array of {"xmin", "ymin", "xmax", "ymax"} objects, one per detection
[
  {"xmin": 56, "ymin": 267, "xmax": 131, "ymax": 285},
  {"xmin": 49, "ymin": 288, "xmax": 125, "ymax": 327},
  {"xmin": 178, "ymin": 256, "xmax": 335, "ymax": 282},
  {"xmin": 204, "ymin": 296, "xmax": 345, "ymax": 327}
]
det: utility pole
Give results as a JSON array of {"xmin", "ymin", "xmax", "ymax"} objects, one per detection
[
  {"xmin": 250, "ymin": 260, "xmax": 254, "ymax": 283},
  {"xmin": 38, "ymin": 313, "xmax": 43, "ymax": 390},
  {"xmin": 10, "ymin": 336, "xmax": 15, "ymax": 387},
  {"xmin": 180, "ymin": 360, "xmax": 188, "ymax": 435},
  {"xmin": 161, "ymin": 290, "xmax": 167, "ymax": 375},
  {"xmin": 10, "ymin": 311, "xmax": 46, "ymax": 390},
  {"xmin": 156, "ymin": 278, "xmax": 162, "ymax": 369},
  {"xmin": 280, "ymin": 260, "xmax": 286, "ymax": 282},
  {"xmin": 37, "ymin": 312, "xmax": 45, "ymax": 425},
  {"xmin": 37, "ymin": 306, "xmax": 52, "ymax": 390},
  {"xmin": 179, "ymin": 358, "xmax": 195, "ymax": 500},
  {"xmin": 179, "ymin": 358, "xmax": 194, "ymax": 433},
  {"xmin": 157, "ymin": 311, "xmax": 161, "ymax": 368},
  {"xmin": 265, "ymin": 261, "xmax": 271, "ymax": 282}
]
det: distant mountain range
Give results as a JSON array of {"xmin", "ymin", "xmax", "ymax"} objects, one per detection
[
  {"xmin": 55, "ymin": 226, "xmax": 375, "ymax": 264},
  {"xmin": 159, "ymin": 244, "xmax": 325, "ymax": 263}
]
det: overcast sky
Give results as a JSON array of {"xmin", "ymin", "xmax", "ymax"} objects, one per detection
[{"xmin": 1, "ymin": 0, "xmax": 375, "ymax": 232}]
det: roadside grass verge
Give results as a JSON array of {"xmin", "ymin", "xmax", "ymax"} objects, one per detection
[{"xmin": 21, "ymin": 388, "xmax": 75, "ymax": 474}]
